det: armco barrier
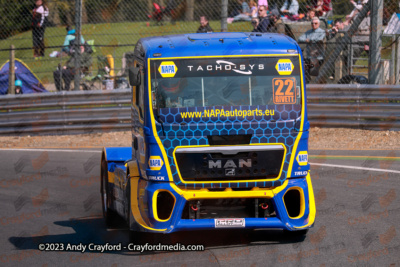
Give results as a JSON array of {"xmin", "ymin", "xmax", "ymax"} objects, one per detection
[
  {"xmin": 0, "ymin": 89, "xmax": 131, "ymax": 135},
  {"xmin": 307, "ymin": 84, "xmax": 400, "ymax": 130},
  {"xmin": 0, "ymin": 85, "xmax": 399, "ymax": 135}
]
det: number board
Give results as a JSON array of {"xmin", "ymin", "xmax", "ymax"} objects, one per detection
[{"xmin": 272, "ymin": 77, "xmax": 297, "ymax": 105}]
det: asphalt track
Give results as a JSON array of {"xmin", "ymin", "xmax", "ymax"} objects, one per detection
[{"xmin": 0, "ymin": 148, "xmax": 399, "ymax": 266}]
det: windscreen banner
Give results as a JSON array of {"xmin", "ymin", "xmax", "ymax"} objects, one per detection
[{"xmin": 150, "ymin": 56, "xmax": 302, "ymax": 124}]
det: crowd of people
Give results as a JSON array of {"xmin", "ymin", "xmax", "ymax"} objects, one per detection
[
  {"xmin": 227, "ymin": 0, "xmax": 334, "ymax": 27},
  {"xmin": 222, "ymin": 0, "xmax": 371, "ymax": 81},
  {"xmin": 24, "ymin": 0, "xmax": 374, "ymax": 93}
]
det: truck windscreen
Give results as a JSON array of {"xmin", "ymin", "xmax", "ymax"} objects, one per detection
[{"xmin": 150, "ymin": 56, "xmax": 302, "ymax": 109}]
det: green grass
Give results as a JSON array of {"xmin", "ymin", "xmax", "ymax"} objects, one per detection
[{"xmin": 0, "ymin": 20, "xmax": 252, "ymax": 89}]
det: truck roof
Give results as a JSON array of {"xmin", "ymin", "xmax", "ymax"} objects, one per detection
[{"xmin": 138, "ymin": 32, "xmax": 299, "ymax": 58}]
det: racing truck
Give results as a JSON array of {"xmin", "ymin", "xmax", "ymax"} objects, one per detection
[{"xmin": 101, "ymin": 32, "xmax": 315, "ymax": 240}]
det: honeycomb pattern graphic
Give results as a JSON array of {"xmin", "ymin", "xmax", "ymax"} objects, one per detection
[{"xmin": 157, "ymin": 104, "xmax": 301, "ymax": 189}]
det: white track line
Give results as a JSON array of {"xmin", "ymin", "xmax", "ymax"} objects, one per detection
[
  {"xmin": 311, "ymin": 162, "xmax": 400, "ymax": 174},
  {"xmin": 0, "ymin": 148, "xmax": 101, "ymax": 153}
]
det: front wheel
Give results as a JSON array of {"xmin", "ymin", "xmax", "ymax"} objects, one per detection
[{"xmin": 101, "ymin": 159, "xmax": 118, "ymax": 227}]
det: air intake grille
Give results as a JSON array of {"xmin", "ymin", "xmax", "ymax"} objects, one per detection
[{"xmin": 175, "ymin": 145, "xmax": 285, "ymax": 182}]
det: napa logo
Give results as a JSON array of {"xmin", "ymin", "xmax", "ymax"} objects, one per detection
[
  {"xmin": 275, "ymin": 59, "xmax": 294, "ymax": 75},
  {"xmin": 296, "ymin": 151, "xmax": 308, "ymax": 166},
  {"xmin": 149, "ymin": 156, "xmax": 164, "ymax": 170},
  {"xmin": 158, "ymin": 61, "xmax": 178, "ymax": 78}
]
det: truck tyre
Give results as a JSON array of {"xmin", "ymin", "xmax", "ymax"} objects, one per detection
[
  {"xmin": 126, "ymin": 177, "xmax": 143, "ymax": 243},
  {"xmin": 101, "ymin": 159, "xmax": 118, "ymax": 227}
]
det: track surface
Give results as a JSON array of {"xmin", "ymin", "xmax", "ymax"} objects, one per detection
[{"xmin": 0, "ymin": 148, "xmax": 399, "ymax": 266}]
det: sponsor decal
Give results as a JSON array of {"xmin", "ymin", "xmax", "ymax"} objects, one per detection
[
  {"xmin": 187, "ymin": 60, "xmax": 264, "ymax": 75},
  {"xmin": 148, "ymin": 176, "xmax": 166, "ymax": 181},
  {"xmin": 296, "ymin": 151, "xmax": 308, "ymax": 166},
  {"xmin": 294, "ymin": 171, "xmax": 308, "ymax": 176},
  {"xmin": 273, "ymin": 77, "xmax": 297, "ymax": 104},
  {"xmin": 215, "ymin": 218, "xmax": 245, "ymax": 228},
  {"xmin": 158, "ymin": 61, "xmax": 178, "ymax": 78},
  {"xmin": 275, "ymin": 59, "xmax": 294, "ymax": 75},
  {"xmin": 149, "ymin": 156, "xmax": 164, "ymax": 171},
  {"xmin": 180, "ymin": 108, "xmax": 275, "ymax": 119}
]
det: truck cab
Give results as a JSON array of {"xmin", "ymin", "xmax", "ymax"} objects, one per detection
[{"xmin": 101, "ymin": 32, "xmax": 315, "ymax": 237}]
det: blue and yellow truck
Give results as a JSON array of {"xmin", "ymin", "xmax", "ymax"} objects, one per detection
[{"xmin": 101, "ymin": 32, "xmax": 315, "ymax": 238}]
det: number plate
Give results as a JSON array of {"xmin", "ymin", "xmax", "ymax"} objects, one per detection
[{"xmin": 214, "ymin": 218, "xmax": 245, "ymax": 228}]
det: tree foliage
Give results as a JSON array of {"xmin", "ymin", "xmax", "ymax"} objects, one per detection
[{"xmin": 0, "ymin": 0, "xmax": 32, "ymax": 39}]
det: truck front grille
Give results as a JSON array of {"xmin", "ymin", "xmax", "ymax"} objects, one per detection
[{"xmin": 174, "ymin": 145, "xmax": 285, "ymax": 182}]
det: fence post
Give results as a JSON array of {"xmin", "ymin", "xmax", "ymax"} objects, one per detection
[
  {"xmin": 8, "ymin": 45, "xmax": 15, "ymax": 95},
  {"xmin": 368, "ymin": 0, "xmax": 383, "ymax": 84},
  {"xmin": 396, "ymin": 38, "xmax": 400, "ymax": 85},
  {"xmin": 390, "ymin": 35, "xmax": 396, "ymax": 84},
  {"xmin": 74, "ymin": 0, "xmax": 82, "ymax": 91},
  {"xmin": 221, "ymin": 0, "xmax": 228, "ymax": 32},
  {"xmin": 186, "ymin": 0, "xmax": 194, "ymax": 21},
  {"xmin": 334, "ymin": 53, "xmax": 343, "ymax": 82}
]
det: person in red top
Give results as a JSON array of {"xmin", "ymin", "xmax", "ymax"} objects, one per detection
[
  {"xmin": 32, "ymin": 0, "xmax": 49, "ymax": 59},
  {"xmin": 312, "ymin": 0, "xmax": 331, "ymax": 17}
]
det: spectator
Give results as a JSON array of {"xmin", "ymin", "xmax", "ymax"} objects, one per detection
[
  {"xmin": 15, "ymin": 80, "xmax": 23, "ymax": 95},
  {"xmin": 228, "ymin": 0, "xmax": 251, "ymax": 23},
  {"xmin": 53, "ymin": 46, "xmax": 92, "ymax": 91},
  {"xmin": 326, "ymin": 18, "xmax": 346, "ymax": 40},
  {"xmin": 250, "ymin": 0, "xmax": 258, "ymax": 19},
  {"xmin": 258, "ymin": 0, "xmax": 268, "ymax": 10},
  {"xmin": 299, "ymin": 17, "xmax": 326, "ymax": 60},
  {"xmin": 326, "ymin": 18, "xmax": 348, "ymax": 79},
  {"xmin": 298, "ymin": 17, "xmax": 326, "ymax": 80},
  {"xmin": 328, "ymin": 16, "xmax": 370, "ymax": 58},
  {"xmin": 267, "ymin": 9, "xmax": 285, "ymax": 34},
  {"xmin": 299, "ymin": 9, "xmax": 316, "ymax": 22},
  {"xmin": 229, "ymin": 0, "xmax": 243, "ymax": 17},
  {"xmin": 196, "ymin": 16, "xmax": 213, "ymax": 33},
  {"xmin": 62, "ymin": 26, "xmax": 85, "ymax": 55},
  {"xmin": 323, "ymin": 0, "xmax": 333, "ymax": 17},
  {"xmin": 312, "ymin": 0, "xmax": 332, "ymax": 17},
  {"xmin": 252, "ymin": 5, "xmax": 269, "ymax": 32},
  {"xmin": 325, "ymin": 16, "xmax": 369, "ymax": 79},
  {"xmin": 346, "ymin": 0, "xmax": 368, "ymax": 25},
  {"xmin": 32, "ymin": 0, "xmax": 49, "ymax": 59},
  {"xmin": 280, "ymin": 0, "xmax": 299, "ymax": 16}
]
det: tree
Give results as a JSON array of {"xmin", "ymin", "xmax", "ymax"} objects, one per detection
[{"xmin": 0, "ymin": 0, "xmax": 32, "ymax": 39}]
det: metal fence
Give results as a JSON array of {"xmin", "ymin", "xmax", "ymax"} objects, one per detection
[
  {"xmin": 0, "ymin": 85, "xmax": 399, "ymax": 135},
  {"xmin": 0, "ymin": 0, "xmax": 400, "ymax": 96}
]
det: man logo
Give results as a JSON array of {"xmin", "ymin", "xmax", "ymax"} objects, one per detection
[
  {"xmin": 225, "ymin": 169, "xmax": 235, "ymax": 176},
  {"xmin": 208, "ymin": 159, "xmax": 252, "ymax": 169},
  {"xmin": 275, "ymin": 59, "xmax": 294, "ymax": 75},
  {"xmin": 158, "ymin": 61, "xmax": 178, "ymax": 78}
]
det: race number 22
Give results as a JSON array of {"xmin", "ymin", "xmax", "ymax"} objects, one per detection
[{"xmin": 272, "ymin": 78, "xmax": 297, "ymax": 104}]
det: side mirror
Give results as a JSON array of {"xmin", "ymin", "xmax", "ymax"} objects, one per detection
[{"xmin": 128, "ymin": 67, "xmax": 141, "ymax": 86}]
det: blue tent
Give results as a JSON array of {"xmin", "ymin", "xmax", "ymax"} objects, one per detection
[{"xmin": 0, "ymin": 59, "xmax": 47, "ymax": 95}]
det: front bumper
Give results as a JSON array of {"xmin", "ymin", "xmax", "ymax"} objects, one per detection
[{"xmin": 130, "ymin": 173, "xmax": 315, "ymax": 233}]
